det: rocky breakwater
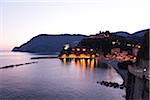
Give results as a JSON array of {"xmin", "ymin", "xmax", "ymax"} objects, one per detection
[{"xmin": 0, "ymin": 61, "xmax": 38, "ymax": 69}]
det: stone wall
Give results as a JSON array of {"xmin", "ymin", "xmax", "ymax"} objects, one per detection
[{"xmin": 126, "ymin": 71, "xmax": 149, "ymax": 100}]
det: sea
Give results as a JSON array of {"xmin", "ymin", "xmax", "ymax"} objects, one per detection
[{"xmin": 0, "ymin": 51, "xmax": 125, "ymax": 100}]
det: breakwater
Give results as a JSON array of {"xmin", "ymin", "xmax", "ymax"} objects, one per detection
[
  {"xmin": 97, "ymin": 81, "xmax": 124, "ymax": 89},
  {"xmin": 0, "ymin": 61, "xmax": 38, "ymax": 69}
]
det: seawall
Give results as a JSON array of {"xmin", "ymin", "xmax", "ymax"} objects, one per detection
[{"xmin": 102, "ymin": 59, "xmax": 149, "ymax": 100}]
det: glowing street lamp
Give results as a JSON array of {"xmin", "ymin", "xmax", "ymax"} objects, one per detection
[
  {"xmin": 72, "ymin": 48, "xmax": 75, "ymax": 51},
  {"xmin": 137, "ymin": 45, "xmax": 141, "ymax": 48},
  {"xmin": 64, "ymin": 44, "xmax": 70, "ymax": 50},
  {"xmin": 90, "ymin": 49, "xmax": 93, "ymax": 52},
  {"xmin": 112, "ymin": 41, "xmax": 116, "ymax": 45},
  {"xmin": 91, "ymin": 54, "xmax": 95, "ymax": 58},
  {"xmin": 76, "ymin": 48, "xmax": 80, "ymax": 51},
  {"xmin": 82, "ymin": 48, "xmax": 86, "ymax": 52}
]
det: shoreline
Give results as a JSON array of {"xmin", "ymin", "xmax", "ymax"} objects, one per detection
[{"xmin": 101, "ymin": 58, "xmax": 128, "ymax": 86}]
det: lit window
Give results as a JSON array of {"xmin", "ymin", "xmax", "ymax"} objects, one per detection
[
  {"xmin": 72, "ymin": 48, "xmax": 75, "ymax": 51},
  {"xmin": 132, "ymin": 44, "xmax": 135, "ymax": 47},
  {"xmin": 127, "ymin": 44, "xmax": 131, "ymax": 46},
  {"xmin": 90, "ymin": 49, "xmax": 93, "ymax": 52},
  {"xmin": 144, "ymin": 68, "xmax": 147, "ymax": 72},
  {"xmin": 137, "ymin": 45, "xmax": 141, "ymax": 48},
  {"xmin": 76, "ymin": 48, "xmax": 80, "ymax": 51},
  {"xmin": 133, "ymin": 57, "xmax": 136, "ymax": 60},
  {"xmin": 91, "ymin": 54, "xmax": 95, "ymax": 58},
  {"xmin": 64, "ymin": 44, "xmax": 70, "ymax": 50},
  {"xmin": 112, "ymin": 41, "xmax": 116, "ymax": 45},
  {"xmin": 118, "ymin": 42, "xmax": 121, "ymax": 45},
  {"xmin": 82, "ymin": 48, "xmax": 86, "ymax": 52}
]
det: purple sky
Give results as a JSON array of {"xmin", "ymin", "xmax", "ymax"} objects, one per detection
[{"xmin": 0, "ymin": 0, "xmax": 150, "ymax": 51}]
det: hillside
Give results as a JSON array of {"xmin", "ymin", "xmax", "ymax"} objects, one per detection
[
  {"xmin": 112, "ymin": 29, "xmax": 149, "ymax": 43},
  {"xmin": 12, "ymin": 29, "xmax": 149, "ymax": 54},
  {"xmin": 12, "ymin": 34, "xmax": 87, "ymax": 54}
]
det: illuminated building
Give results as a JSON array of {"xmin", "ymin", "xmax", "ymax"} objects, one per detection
[{"xmin": 59, "ymin": 46, "xmax": 96, "ymax": 59}]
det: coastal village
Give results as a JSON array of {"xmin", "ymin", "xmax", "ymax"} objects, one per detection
[
  {"xmin": 59, "ymin": 30, "xmax": 141, "ymax": 62},
  {"xmin": 59, "ymin": 30, "xmax": 149, "ymax": 100}
]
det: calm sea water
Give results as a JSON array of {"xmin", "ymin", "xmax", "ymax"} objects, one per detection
[{"xmin": 0, "ymin": 52, "xmax": 125, "ymax": 100}]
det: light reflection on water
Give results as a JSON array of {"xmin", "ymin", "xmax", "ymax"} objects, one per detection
[
  {"xmin": 60, "ymin": 58, "xmax": 97, "ymax": 74},
  {"xmin": 0, "ymin": 52, "xmax": 125, "ymax": 100},
  {"xmin": 60, "ymin": 58, "xmax": 123, "ymax": 84}
]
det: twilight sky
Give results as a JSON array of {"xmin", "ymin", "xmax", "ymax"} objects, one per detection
[{"xmin": 0, "ymin": 0, "xmax": 150, "ymax": 51}]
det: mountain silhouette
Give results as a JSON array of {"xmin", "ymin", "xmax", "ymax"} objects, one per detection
[
  {"xmin": 12, "ymin": 29, "xmax": 149, "ymax": 54},
  {"xmin": 12, "ymin": 34, "xmax": 87, "ymax": 54}
]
